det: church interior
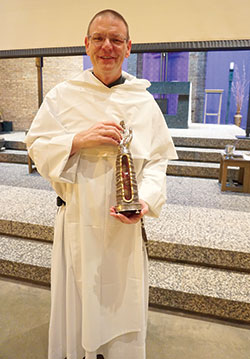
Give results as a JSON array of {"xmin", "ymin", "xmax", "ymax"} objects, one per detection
[{"xmin": 0, "ymin": 1, "xmax": 250, "ymax": 358}]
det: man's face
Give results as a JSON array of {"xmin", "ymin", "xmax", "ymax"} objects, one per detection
[{"xmin": 85, "ymin": 15, "xmax": 131, "ymax": 84}]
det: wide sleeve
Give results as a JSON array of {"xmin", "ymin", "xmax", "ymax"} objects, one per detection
[
  {"xmin": 24, "ymin": 87, "xmax": 80, "ymax": 183},
  {"xmin": 138, "ymin": 157, "xmax": 168, "ymax": 217}
]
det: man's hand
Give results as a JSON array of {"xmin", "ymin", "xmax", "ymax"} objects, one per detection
[
  {"xmin": 71, "ymin": 121, "xmax": 123, "ymax": 156},
  {"xmin": 110, "ymin": 199, "xmax": 149, "ymax": 224}
]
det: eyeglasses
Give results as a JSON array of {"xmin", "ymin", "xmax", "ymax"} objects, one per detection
[{"xmin": 88, "ymin": 33, "xmax": 128, "ymax": 47}]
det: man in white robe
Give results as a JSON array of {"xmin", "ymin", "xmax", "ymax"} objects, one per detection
[{"xmin": 25, "ymin": 9, "xmax": 177, "ymax": 359}]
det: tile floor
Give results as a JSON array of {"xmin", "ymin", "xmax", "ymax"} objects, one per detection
[{"xmin": 1, "ymin": 278, "xmax": 250, "ymax": 359}]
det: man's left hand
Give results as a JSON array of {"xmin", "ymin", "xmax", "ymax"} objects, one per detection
[{"xmin": 110, "ymin": 199, "xmax": 149, "ymax": 224}]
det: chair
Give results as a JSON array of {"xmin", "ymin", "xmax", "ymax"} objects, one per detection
[{"xmin": 203, "ymin": 89, "xmax": 224, "ymax": 124}]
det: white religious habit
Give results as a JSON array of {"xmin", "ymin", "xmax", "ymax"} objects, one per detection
[{"xmin": 25, "ymin": 70, "xmax": 178, "ymax": 359}]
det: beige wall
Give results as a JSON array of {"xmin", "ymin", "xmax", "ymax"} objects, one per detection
[
  {"xmin": 0, "ymin": 0, "xmax": 250, "ymax": 51},
  {"xmin": 0, "ymin": 56, "xmax": 83, "ymax": 131},
  {"xmin": 42, "ymin": 57, "xmax": 83, "ymax": 98},
  {"xmin": 0, "ymin": 58, "xmax": 37, "ymax": 131}
]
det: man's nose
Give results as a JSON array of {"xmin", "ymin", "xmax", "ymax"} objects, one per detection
[{"xmin": 101, "ymin": 37, "xmax": 113, "ymax": 49}]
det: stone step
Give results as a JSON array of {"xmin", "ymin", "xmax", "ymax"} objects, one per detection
[
  {"xmin": 0, "ymin": 160, "xmax": 249, "ymax": 323},
  {"xmin": 1, "ymin": 234, "xmax": 249, "ymax": 324},
  {"xmin": 4, "ymin": 138, "xmax": 250, "ymax": 152},
  {"xmin": 0, "ymin": 155, "xmax": 242, "ymax": 180},
  {"xmin": 167, "ymin": 159, "xmax": 243, "ymax": 179},
  {"xmin": 1, "ymin": 147, "xmax": 249, "ymax": 182},
  {"xmin": 0, "ymin": 183, "xmax": 55, "ymax": 242},
  {"xmin": 1, "ymin": 175, "xmax": 249, "ymax": 272},
  {"xmin": 4, "ymin": 140, "xmax": 26, "ymax": 151},
  {"xmin": 2, "ymin": 214, "xmax": 250, "ymax": 273},
  {"xmin": 148, "ymin": 242, "xmax": 250, "ymax": 273},
  {"xmin": 149, "ymin": 259, "xmax": 250, "ymax": 324},
  {"xmin": 1, "ymin": 215, "xmax": 249, "ymax": 273},
  {"xmin": 0, "ymin": 147, "xmax": 225, "ymax": 167},
  {"xmin": 176, "ymin": 147, "xmax": 223, "ymax": 163},
  {"xmin": 0, "ymin": 218, "xmax": 54, "ymax": 241},
  {"xmin": 2, "ymin": 131, "xmax": 250, "ymax": 181},
  {"xmin": 2, "ymin": 126, "xmax": 250, "ymax": 152},
  {"xmin": 146, "ymin": 176, "xmax": 250, "ymax": 272},
  {"xmin": 167, "ymin": 160, "xmax": 220, "ymax": 178},
  {"xmin": 170, "ymin": 124, "xmax": 250, "ymax": 150},
  {"xmin": 0, "ymin": 235, "xmax": 51, "ymax": 286},
  {"xmin": 176, "ymin": 147, "xmax": 250, "ymax": 163},
  {"xmin": 1, "ymin": 144, "xmax": 249, "ymax": 167},
  {"xmin": 1, "ymin": 216, "xmax": 249, "ymax": 273},
  {"xmin": 172, "ymin": 136, "xmax": 250, "ymax": 150},
  {"xmin": 0, "ymin": 149, "xmax": 28, "ymax": 164}
]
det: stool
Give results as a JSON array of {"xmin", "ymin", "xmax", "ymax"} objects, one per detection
[
  {"xmin": 27, "ymin": 155, "xmax": 35, "ymax": 174},
  {"xmin": 219, "ymin": 154, "xmax": 250, "ymax": 193},
  {"xmin": 204, "ymin": 89, "xmax": 224, "ymax": 124}
]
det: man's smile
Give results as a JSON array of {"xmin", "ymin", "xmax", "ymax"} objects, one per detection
[{"xmin": 99, "ymin": 56, "xmax": 115, "ymax": 59}]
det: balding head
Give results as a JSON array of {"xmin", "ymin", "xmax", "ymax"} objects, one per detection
[{"xmin": 87, "ymin": 9, "xmax": 130, "ymax": 40}]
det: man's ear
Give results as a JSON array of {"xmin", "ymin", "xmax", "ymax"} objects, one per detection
[
  {"xmin": 125, "ymin": 40, "xmax": 132, "ymax": 58},
  {"xmin": 84, "ymin": 36, "xmax": 89, "ymax": 55}
]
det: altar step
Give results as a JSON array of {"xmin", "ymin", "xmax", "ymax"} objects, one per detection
[
  {"xmin": 0, "ymin": 149, "xmax": 28, "ymax": 164},
  {"xmin": 168, "ymin": 160, "xmax": 219, "ymax": 179},
  {"xmin": 1, "ymin": 141, "xmax": 249, "ymax": 180},
  {"xmin": 1, "ymin": 174, "xmax": 249, "ymax": 271},
  {"xmin": 0, "ymin": 234, "xmax": 51, "ymax": 286},
  {"xmin": 1, "ymin": 144, "xmax": 247, "ymax": 163},
  {"xmin": 0, "ymin": 233, "xmax": 249, "ymax": 324},
  {"xmin": 1, "ymin": 213, "xmax": 249, "ymax": 274},
  {"xmin": 172, "ymin": 135, "xmax": 250, "ymax": 151},
  {"xmin": 1, "ymin": 216, "xmax": 249, "ymax": 273},
  {"xmin": 0, "ymin": 174, "xmax": 249, "ymax": 324},
  {"xmin": 149, "ymin": 259, "xmax": 250, "ymax": 324},
  {"xmin": 3, "ymin": 138, "xmax": 26, "ymax": 150},
  {"xmin": 0, "ymin": 128, "xmax": 250, "ymax": 324}
]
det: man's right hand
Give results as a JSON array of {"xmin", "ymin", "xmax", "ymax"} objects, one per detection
[{"xmin": 70, "ymin": 121, "xmax": 123, "ymax": 156}]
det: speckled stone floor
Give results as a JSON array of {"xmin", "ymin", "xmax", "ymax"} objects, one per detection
[
  {"xmin": 145, "ymin": 175, "xmax": 250, "ymax": 253},
  {"xmin": 1, "ymin": 126, "xmax": 250, "ymax": 354},
  {"xmin": 1, "ymin": 162, "xmax": 249, "ymax": 255},
  {"xmin": 1, "ymin": 125, "xmax": 250, "ymax": 323},
  {"xmin": 0, "ymin": 160, "xmax": 250, "ymax": 322}
]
